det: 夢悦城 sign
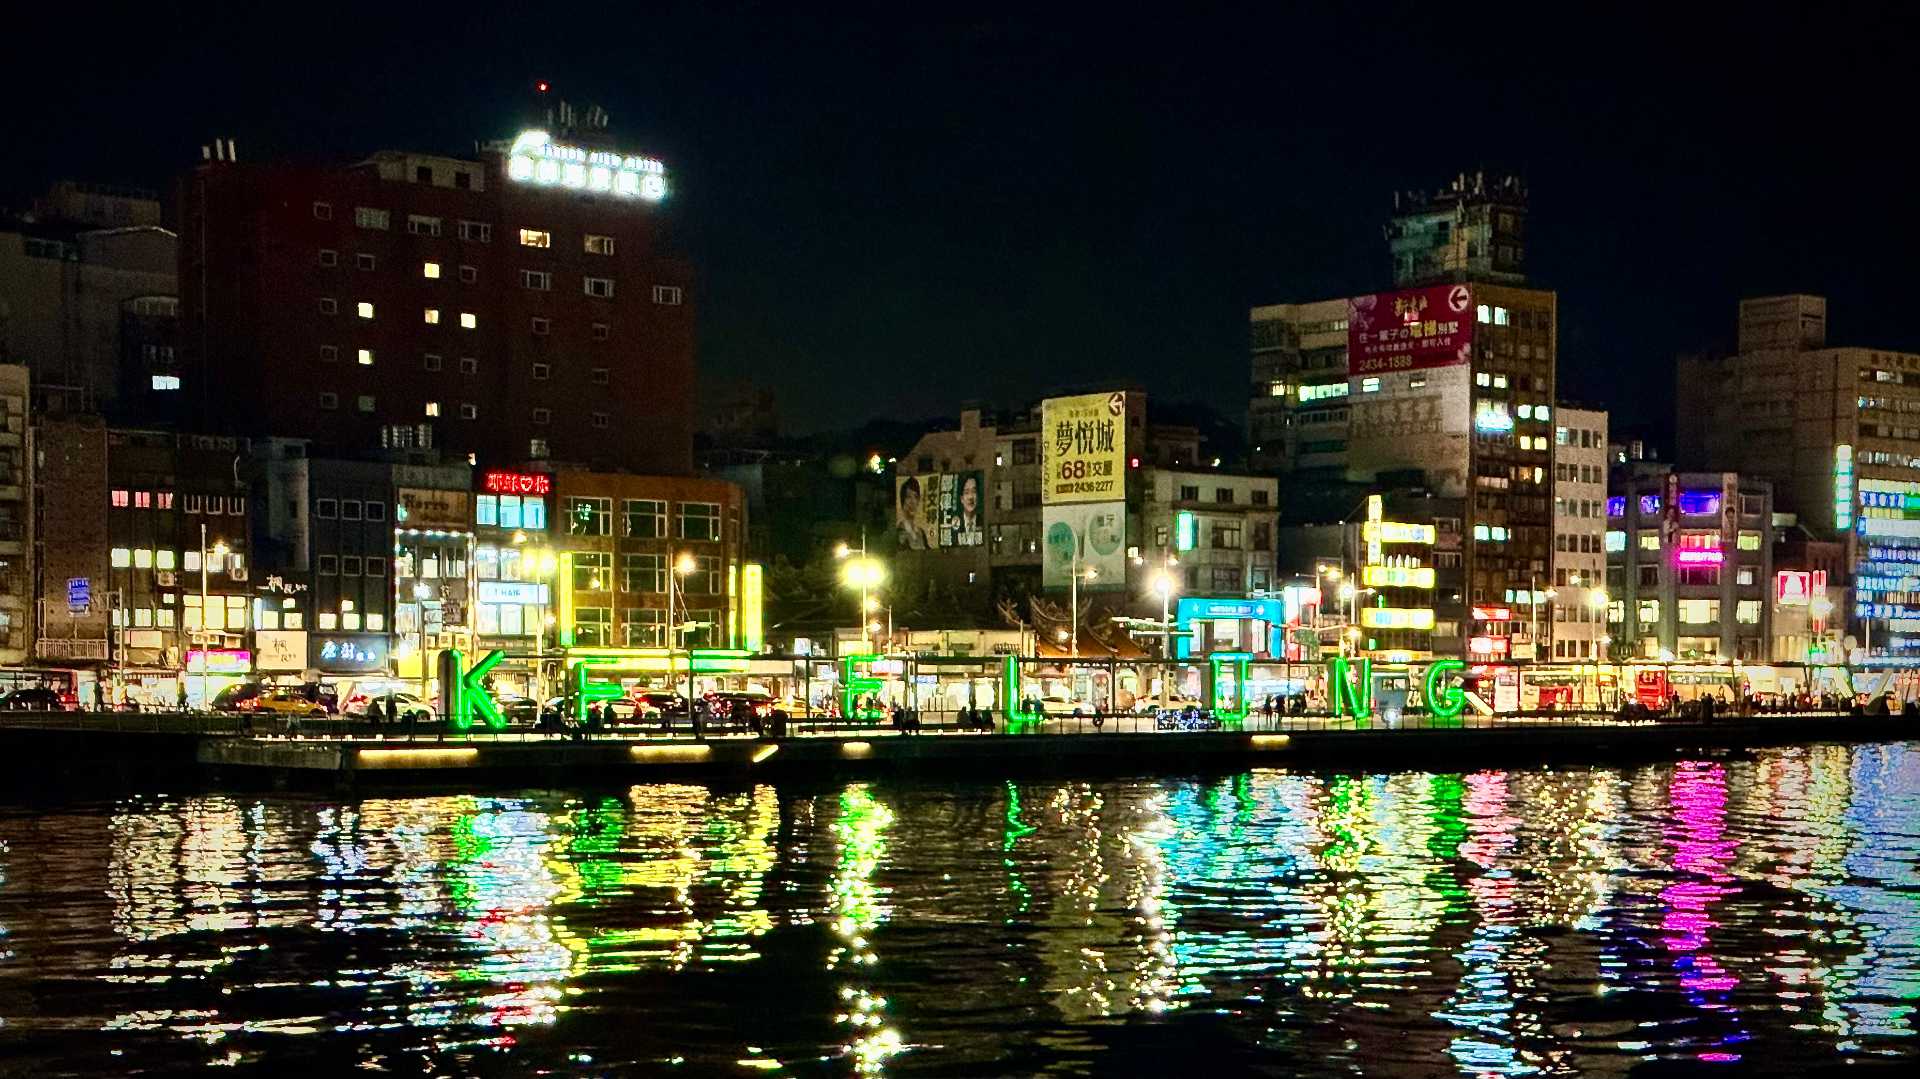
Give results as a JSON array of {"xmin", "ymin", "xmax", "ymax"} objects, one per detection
[{"xmin": 1040, "ymin": 392, "xmax": 1127, "ymax": 504}]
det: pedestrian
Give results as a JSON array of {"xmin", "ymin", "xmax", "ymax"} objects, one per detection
[{"xmin": 1904, "ymin": 698, "xmax": 1919, "ymax": 720}]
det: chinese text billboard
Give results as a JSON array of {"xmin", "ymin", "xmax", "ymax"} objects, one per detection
[
  {"xmin": 1347, "ymin": 284, "xmax": 1474, "ymax": 376},
  {"xmin": 1041, "ymin": 392, "xmax": 1127, "ymax": 504},
  {"xmin": 1042, "ymin": 502, "xmax": 1126, "ymax": 590},
  {"xmin": 893, "ymin": 471, "xmax": 985, "ymax": 551}
]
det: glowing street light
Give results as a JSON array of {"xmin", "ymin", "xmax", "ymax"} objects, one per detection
[{"xmin": 836, "ymin": 536, "xmax": 886, "ymax": 648}]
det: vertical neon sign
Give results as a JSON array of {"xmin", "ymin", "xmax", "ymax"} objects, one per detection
[
  {"xmin": 1329, "ymin": 656, "xmax": 1372, "ymax": 722},
  {"xmin": 1835, "ymin": 443, "xmax": 1854, "ymax": 531}
]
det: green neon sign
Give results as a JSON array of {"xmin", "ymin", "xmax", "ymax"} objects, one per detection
[
  {"xmin": 1002, "ymin": 655, "xmax": 1042, "ymax": 728},
  {"xmin": 841, "ymin": 654, "xmax": 884, "ymax": 721},
  {"xmin": 572, "ymin": 662, "xmax": 626, "ymax": 721},
  {"xmin": 445, "ymin": 648, "xmax": 507, "ymax": 731},
  {"xmin": 1208, "ymin": 651, "xmax": 1252, "ymax": 727},
  {"xmin": 1174, "ymin": 510, "xmax": 1198, "ymax": 552},
  {"xmin": 1328, "ymin": 656, "xmax": 1372, "ymax": 723},
  {"xmin": 1423, "ymin": 659, "xmax": 1466, "ymax": 725}
]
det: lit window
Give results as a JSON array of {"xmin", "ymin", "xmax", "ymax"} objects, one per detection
[
  {"xmin": 1477, "ymin": 304, "xmax": 1491, "ymax": 324},
  {"xmin": 111, "ymin": 547, "xmax": 131, "ymax": 568},
  {"xmin": 1361, "ymin": 376, "xmax": 1380, "ymax": 393},
  {"xmin": 424, "ymin": 308, "xmax": 440, "ymax": 324},
  {"xmin": 1494, "ymin": 306, "xmax": 1509, "ymax": 326},
  {"xmin": 151, "ymin": 375, "xmax": 181, "ymax": 391},
  {"xmin": 1737, "ymin": 530, "xmax": 1762, "ymax": 551},
  {"xmin": 425, "ymin": 401, "xmax": 441, "ymax": 417},
  {"xmin": 318, "ymin": 612, "xmax": 338, "ymax": 630},
  {"xmin": 134, "ymin": 549, "xmax": 153, "ymax": 568},
  {"xmin": 1518, "ymin": 403, "xmax": 1533, "ymax": 419},
  {"xmin": 1536, "ymin": 405, "xmax": 1551, "ymax": 420},
  {"xmin": 157, "ymin": 550, "xmax": 176, "ymax": 570},
  {"xmin": 460, "ymin": 312, "xmax": 476, "ymax": 329},
  {"xmin": 1475, "ymin": 371, "xmax": 1490, "ymax": 386},
  {"xmin": 585, "ymin": 234, "xmax": 616, "ymax": 256},
  {"xmin": 357, "ymin": 301, "xmax": 374, "ymax": 319},
  {"xmin": 423, "ymin": 261, "xmax": 441, "ymax": 279},
  {"xmin": 519, "ymin": 228, "xmax": 551, "ymax": 248},
  {"xmin": 357, "ymin": 348, "xmax": 374, "ymax": 366},
  {"xmin": 1493, "ymin": 374, "xmax": 1508, "ymax": 389}
]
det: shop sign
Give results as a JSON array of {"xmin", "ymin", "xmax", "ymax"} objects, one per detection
[
  {"xmin": 478, "ymin": 581, "xmax": 550, "ymax": 605},
  {"xmin": 397, "ymin": 487, "xmax": 470, "ymax": 529},
  {"xmin": 479, "ymin": 470, "xmax": 552, "ymax": 496},
  {"xmin": 67, "ymin": 577, "xmax": 91, "ymax": 614},
  {"xmin": 311, "ymin": 634, "xmax": 390, "ymax": 673},
  {"xmin": 255, "ymin": 630, "xmax": 310, "ymax": 671},
  {"xmin": 188, "ymin": 648, "xmax": 252, "ymax": 674}
]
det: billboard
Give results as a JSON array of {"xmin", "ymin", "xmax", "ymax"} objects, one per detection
[
  {"xmin": 1041, "ymin": 502, "xmax": 1125, "ymax": 590},
  {"xmin": 893, "ymin": 471, "xmax": 986, "ymax": 551},
  {"xmin": 1040, "ymin": 392, "xmax": 1127, "ymax": 504},
  {"xmin": 254, "ymin": 630, "xmax": 309, "ymax": 672},
  {"xmin": 1346, "ymin": 284, "xmax": 1474, "ymax": 376}
]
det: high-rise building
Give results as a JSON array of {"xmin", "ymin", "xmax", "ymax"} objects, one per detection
[
  {"xmin": 0, "ymin": 365, "xmax": 31, "ymax": 665},
  {"xmin": 181, "ymin": 116, "xmax": 694, "ymax": 475},
  {"xmin": 1249, "ymin": 176, "xmax": 1555, "ymax": 661},
  {"xmin": 1604, "ymin": 467, "xmax": 1774, "ymax": 662},
  {"xmin": 1, "ymin": 183, "xmax": 178, "ymax": 417},
  {"xmin": 1551, "ymin": 405, "xmax": 1609, "ymax": 660},
  {"xmin": 1677, "ymin": 295, "xmax": 1920, "ymax": 662}
]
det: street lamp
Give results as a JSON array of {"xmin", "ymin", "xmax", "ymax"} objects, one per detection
[
  {"xmin": 837, "ymin": 539, "xmax": 885, "ymax": 650},
  {"xmin": 1151, "ymin": 569, "xmax": 1177, "ymax": 707},
  {"xmin": 1069, "ymin": 563, "xmax": 1097, "ymax": 659},
  {"xmin": 411, "ymin": 583, "xmax": 433, "ymax": 702},
  {"xmin": 194, "ymin": 524, "xmax": 228, "ymax": 709}
]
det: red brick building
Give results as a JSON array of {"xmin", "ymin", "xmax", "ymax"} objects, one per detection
[{"xmin": 180, "ymin": 131, "xmax": 694, "ymax": 475}]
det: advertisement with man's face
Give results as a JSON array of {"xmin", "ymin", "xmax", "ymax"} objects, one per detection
[{"xmin": 896, "ymin": 472, "xmax": 986, "ymax": 551}]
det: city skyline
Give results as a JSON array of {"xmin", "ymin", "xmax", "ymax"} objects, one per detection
[{"xmin": 9, "ymin": 5, "xmax": 1918, "ymax": 437}]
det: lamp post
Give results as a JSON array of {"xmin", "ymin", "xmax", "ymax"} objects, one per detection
[
  {"xmin": 1069, "ymin": 558, "xmax": 1097, "ymax": 660},
  {"xmin": 670, "ymin": 551, "xmax": 700, "ymax": 723},
  {"xmin": 836, "ymin": 538, "xmax": 885, "ymax": 652},
  {"xmin": 1528, "ymin": 574, "xmax": 1557, "ymax": 664},
  {"xmin": 195, "ymin": 524, "xmax": 228, "ymax": 709},
  {"xmin": 1151, "ymin": 568, "xmax": 1176, "ymax": 707},
  {"xmin": 408, "ymin": 584, "xmax": 432, "ymax": 701}
]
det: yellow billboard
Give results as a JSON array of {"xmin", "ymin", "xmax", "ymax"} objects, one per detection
[{"xmin": 1040, "ymin": 391, "xmax": 1127, "ymax": 504}]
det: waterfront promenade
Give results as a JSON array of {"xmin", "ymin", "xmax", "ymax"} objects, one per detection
[{"xmin": 4, "ymin": 706, "xmax": 1912, "ymax": 787}]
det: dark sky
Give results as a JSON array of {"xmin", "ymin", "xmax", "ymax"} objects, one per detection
[{"xmin": 10, "ymin": 3, "xmax": 1916, "ymax": 441}]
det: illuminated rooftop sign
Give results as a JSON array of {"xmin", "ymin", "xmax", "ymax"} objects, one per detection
[
  {"xmin": 507, "ymin": 130, "xmax": 667, "ymax": 201},
  {"xmin": 479, "ymin": 469, "xmax": 551, "ymax": 495}
]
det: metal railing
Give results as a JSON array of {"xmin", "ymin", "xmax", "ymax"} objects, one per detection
[{"xmin": 0, "ymin": 702, "xmax": 1891, "ymax": 744}]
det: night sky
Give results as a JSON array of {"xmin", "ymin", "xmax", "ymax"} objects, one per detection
[{"xmin": 11, "ymin": 4, "xmax": 1916, "ymax": 443}]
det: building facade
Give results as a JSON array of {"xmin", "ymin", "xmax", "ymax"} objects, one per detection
[
  {"xmin": 181, "ymin": 127, "xmax": 694, "ymax": 474},
  {"xmin": 0, "ymin": 365, "xmax": 30, "ymax": 665},
  {"xmin": 1550, "ymin": 406, "xmax": 1609, "ymax": 660},
  {"xmin": 1676, "ymin": 295, "xmax": 1920, "ymax": 662},
  {"xmin": 0, "ymin": 185, "xmax": 178, "ymax": 417},
  {"xmin": 1606, "ymin": 469, "xmax": 1774, "ymax": 661}
]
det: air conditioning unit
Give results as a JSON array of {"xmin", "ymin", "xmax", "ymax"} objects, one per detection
[
  {"xmin": 230, "ymin": 567, "xmax": 249, "ymax": 582},
  {"xmin": 156, "ymin": 571, "xmax": 177, "ymax": 586}
]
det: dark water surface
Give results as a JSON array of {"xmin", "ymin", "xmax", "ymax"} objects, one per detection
[{"xmin": 2, "ymin": 743, "xmax": 1918, "ymax": 1076}]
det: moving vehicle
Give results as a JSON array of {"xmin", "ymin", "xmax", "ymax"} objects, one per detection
[
  {"xmin": 247, "ymin": 687, "xmax": 329, "ymax": 718},
  {"xmin": 0, "ymin": 687, "xmax": 78, "ymax": 711},
  {"xmin": 705, "ymin": 690, "xmax": 773, "ymax": 730},
  {"xmin": 629, "ymin": 690, "xmax": 690, "ymax": 719},
  {"xmin": 209, "ymin": 683, "xmax": 263, "ymax": 713}
]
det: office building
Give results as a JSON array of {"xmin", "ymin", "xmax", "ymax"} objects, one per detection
[
  {"xmin": 1676, "ymin": 295, "xmax": 1920, "ymax": 661},
  {"xmin": 181, "ymin": 114, "xmax": 694, "ymax": 474},
  {"xmin": 1605, "ymin": 468, "xmax": 1773, "ymax": 661},
  {"xmin": 0, "ymin": 183, "xmax": 178, "ymax": 416},
  {"xmin": 1249, "ymin": 174, "xmax": 1555, "ymax": 661},
  {"xmin": 0, "ymin": 365, "xmax": 30, "ymax": 665},
  {"xmin": 1551, "ymin": 405, "xmax": 1609, "ymax": 660}
]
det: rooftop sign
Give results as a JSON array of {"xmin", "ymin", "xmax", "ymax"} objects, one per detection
[{"xmin": 506, "ymin": 130, "xmax": 667, "ymax": 201}]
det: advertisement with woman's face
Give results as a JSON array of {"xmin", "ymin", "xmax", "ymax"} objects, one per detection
[
  {"xmin": 895, "ymin": 472, "xmax": 986, "ymax": 551},
  {"xmin": 894, "ymin": 475, "xmax": 934, "ymax": 550}
]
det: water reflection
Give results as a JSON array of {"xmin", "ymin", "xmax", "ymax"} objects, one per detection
[{"xmin": 0, "ymin": 743, "xmax": 1915, "ymax": 1074}]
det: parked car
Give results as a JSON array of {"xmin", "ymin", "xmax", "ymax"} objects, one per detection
[
  {"xmin": 629, "ymin": 690, "xmax": 690, "ymax": 720},
  {"xmin": 352, "ymin": 692, "xmax": 434, "ymax": 723},
  {"xmin": 706, "ymin": 690, "xmax": 774, "ymax": 730},
  {"xmin": 540, "ymin": 696, "xmax": 638, "ymax": 724},
  {"xmin": 209, "ymin": 683, "xmax": 263, "ymax": 713},
  {"xmin": 497, "ymin": 695, "xmax": 540, "ymax": 726},
  {"xmin": 0, "ymin": 687, "xmax": 78, "ymax": 711}
]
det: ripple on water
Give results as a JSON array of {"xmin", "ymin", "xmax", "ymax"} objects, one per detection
[{"xmin": 0, "ymin": 745, "xmax": 1916, "ymax": 1075}]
